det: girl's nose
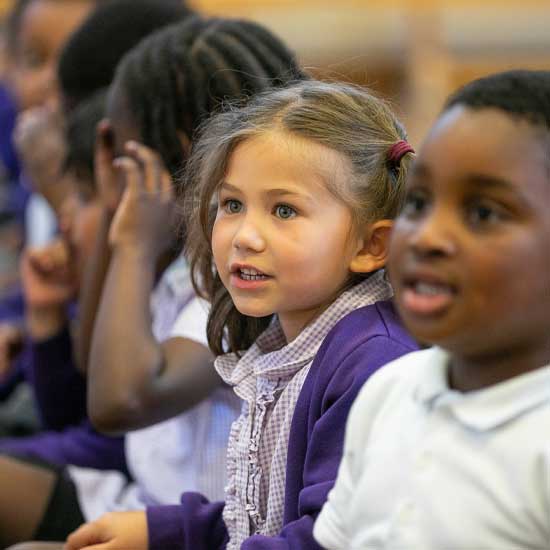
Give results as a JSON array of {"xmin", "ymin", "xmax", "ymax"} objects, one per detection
[{"xmin": 232, "ymin": 215, "xmax": 266, "ymax": 253}]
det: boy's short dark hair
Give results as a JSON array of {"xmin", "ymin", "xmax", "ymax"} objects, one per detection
[
  {"xmin": 58, "ymin": 0, "xmax": 193, "ymax": 110},
  {"xmin": 445, "ymin": 70, "xmax": 550, "ymax": 132}
]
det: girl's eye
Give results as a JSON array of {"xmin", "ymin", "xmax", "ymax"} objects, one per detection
[
  {"xmin": 402, "ymin": 190, "xmax": 428, "ymax": 217},
  {"xmin": 223, "ymin": 199, "xmax": 243, "ymax": 214},
  {"xmin": 274, "ymin": 204, "xmax": 296, "ymax": 219}
]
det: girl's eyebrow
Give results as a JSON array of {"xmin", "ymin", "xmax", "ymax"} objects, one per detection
[
  {"xmin": 265, "ymin": 188, "xmax": 315, "ymax": 202},
  {"xmin": 220, "ymin": 181, "xmax": 314, "ymax": 202},
  {"xmin": 219, "ymin": 181, "xmax": 241, "ymax": 193}
]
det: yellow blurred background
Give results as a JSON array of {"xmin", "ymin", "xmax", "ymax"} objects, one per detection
[{"xmin": 2, "ymin": 0, "xmax": 550, "ymax": 145}]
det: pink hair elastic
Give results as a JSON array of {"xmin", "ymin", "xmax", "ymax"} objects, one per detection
[{"xmin": 387, "ymin": 140, "xmax": 415, "ymax": 165}]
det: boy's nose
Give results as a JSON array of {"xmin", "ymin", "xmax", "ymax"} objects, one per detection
[{"xmin": 409, "ymin": 209, "xmax": 458, "ymax": 258}]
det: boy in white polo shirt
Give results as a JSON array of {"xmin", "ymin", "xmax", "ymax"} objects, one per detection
[{"xmin": 314, "ymin": 70, "xmax": 550, "ymax": 550}]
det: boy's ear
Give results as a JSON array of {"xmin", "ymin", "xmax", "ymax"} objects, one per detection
[
  {"xmin": 177, "ymin": 131, "xmax": 192, "ymax": 156},
  {"xmin": 349, "ymin": 219, "xmax": 393, "ymax": 274}
]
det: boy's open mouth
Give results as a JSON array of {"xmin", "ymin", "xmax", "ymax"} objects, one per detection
[{"xmin": 401, "ymin": 277, "xmax": 457, "ymax": 315}]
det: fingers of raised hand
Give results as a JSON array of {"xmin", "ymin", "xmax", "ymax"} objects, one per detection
[
  {"xmin": 113, "ymin": 156, "xmax": 142, "ymax": 195},
  {"xmin": 124, "ymin": 141, "xmax": 172, "ymax": 196}
]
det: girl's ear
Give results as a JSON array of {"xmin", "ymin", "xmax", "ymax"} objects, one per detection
[{"xmin": 349, "ymin": 219, "xmax": 393, "ymax": 274}]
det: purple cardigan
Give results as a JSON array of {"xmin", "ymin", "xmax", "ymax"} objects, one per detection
[
  {"xmin": 147, "ymin": 300, "xmax": 418, "ymax": 549},
  {"xmin": 0, "ymin": 325, "xmax": 128, "ymax": 473}
]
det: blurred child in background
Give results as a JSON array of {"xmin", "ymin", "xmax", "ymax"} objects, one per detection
[{"xmin": 0, "ymin": 14, "xmax": 308, "ymax": 547}]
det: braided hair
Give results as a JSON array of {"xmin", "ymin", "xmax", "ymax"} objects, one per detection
[{"xmin": 113, "ymin": 15, "xmax": 307, "ymax": 178}]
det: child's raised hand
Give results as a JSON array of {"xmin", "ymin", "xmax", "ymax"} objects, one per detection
[
  {"xmin": 64, "ymin": 511, "xmax": 148, "ymax": 550},
  {"xmin": 109, "ymin": 141, "xmax": 177, "ymax": 259},
  {"xmin": 14, "ymin": 106, "xmax": 71, "ymax": 213},
  {"xmin": 95, "ymin": 120, "xmax": 124, "ymax": 215},
  {"xmin": 21, "ymin": 239, "xmax": 78, "ymax": 309}
]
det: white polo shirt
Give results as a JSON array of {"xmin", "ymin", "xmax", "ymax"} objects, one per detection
[{"xmin": 314, "ymin": 347, "xmax": 550, "ymax": 550}]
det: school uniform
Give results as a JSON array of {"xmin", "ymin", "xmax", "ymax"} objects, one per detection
[
  {"xmin": 1, "ymin": 258, "xmax": 238, "ymax": 539},
  {"xmin": 147, "ymin": 273, "xmax": 418, "ymax": 550},
  {"xmin": 0, "ymin": 316, "xmax": 127, "ymax": 473},
  {"xmin": 314, "ymin": 347, "xmax": 550, "ymax": 550}
]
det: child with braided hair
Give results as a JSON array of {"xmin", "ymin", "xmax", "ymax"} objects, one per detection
[{"xmin": 1, "ymin": 15, "xmax": 307, "ymax": 547}]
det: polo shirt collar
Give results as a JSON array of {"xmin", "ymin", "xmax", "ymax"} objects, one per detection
[{"xmin": 415, "ymin": 348, "xmax": 550, "ymax": 431}]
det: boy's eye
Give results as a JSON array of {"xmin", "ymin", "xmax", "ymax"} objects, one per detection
[
  {"xmin": 402, "ymin": 190, "xmax": 428, "ymax": 217},
  {"xmin": 467, "ymin": 202, "xmax": 503, "ymax": 226},
  {"xmin": 19, "ymin": 48, "xmax": 46, "ymax": 69},
  {"xmin": 223, "ymin": 199, "xmax": 243, "ymax": 214},
  {"xmin": 274, "ymin": 204, "xmax": 296, "ymax": 219}
]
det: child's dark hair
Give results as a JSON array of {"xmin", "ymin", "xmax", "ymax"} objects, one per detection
[
  {"xmin": 58, "ymin": 0, "xmax": 193, "ymax": 110},
  {"xmin": 185, "ymin": 80, "xmax": 412, "ymax": 355},
  {"xmin": 64, "ymin": 88, "xmax": 107, "ymax": 188},
  {"xmin": 112, "ymin": 15, "xmax": 307, "ymax": 178},
  {"xmin": 445, "ymin": 70, "xmax": 550, "ymax": 133}
]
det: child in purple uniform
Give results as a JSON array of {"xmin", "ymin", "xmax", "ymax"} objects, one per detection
[{"xmin": 65, "ymin": 81, "xmax": 418, "ymax": 550}]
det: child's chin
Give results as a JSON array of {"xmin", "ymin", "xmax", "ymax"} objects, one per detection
[{"xmin": 235, "ymin": 304, "xmax": 273, "ymax": 319}]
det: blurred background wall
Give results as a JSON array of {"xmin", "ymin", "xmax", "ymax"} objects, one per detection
[{"xmin": 2, "ymin": 0, "xmax": 550, "ymax": 145}]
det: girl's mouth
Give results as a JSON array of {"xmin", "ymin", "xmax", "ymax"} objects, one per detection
[
  {"xmin": 229, "ymin": 265, "xmax": 272, "ymax": 290},
  {"xmin": 238, "ymin": 267, "xmax": 269, "ymax": 281}
]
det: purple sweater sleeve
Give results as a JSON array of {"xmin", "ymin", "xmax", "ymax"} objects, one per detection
[
  {"xmin": 147, "ymin": 495, "xmax": 228, "ymax": 550},
  {"xmin": 26, "ymin": 324, "xmax": 87, "ymax": 430}
]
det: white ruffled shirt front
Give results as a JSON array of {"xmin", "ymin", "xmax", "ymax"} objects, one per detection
[{"xmin": 217, "ymin": 272, "xmax": 393, "ymax": 549}]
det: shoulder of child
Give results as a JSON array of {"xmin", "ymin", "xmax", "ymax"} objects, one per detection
[{"xmin": 312, "ymin": 299, "xmax": 418, "ymax": 382}]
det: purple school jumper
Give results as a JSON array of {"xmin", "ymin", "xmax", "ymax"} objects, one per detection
[
  {"xmin": 147, "ymin": 300, "xmax": 418, "ymax": 549},
  {"xmin": 0, "ymin": 325, "xmax": 127, "ymax": 473}
]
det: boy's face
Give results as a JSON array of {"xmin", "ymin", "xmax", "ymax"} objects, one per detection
[
  {"xmin": 6, "ymin": 0, "xmax": 93, "ymax": 110},
  {"xmin": 389, "ymin": 105, "xmax": 550, "ymax": 363},
  {"xmin": 58, "ymin": 185, "xmax": 101, "ymax": 284}
]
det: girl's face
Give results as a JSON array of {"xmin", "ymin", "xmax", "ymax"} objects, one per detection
[
  {"xmin": 389, "ymin": 105, "xmax": 550, "ymax": 366},
  {"xmin": 212, "ymin": 132, "xmax": 364, "ymax": 342},
  {"xmin": 6, "ymin": 0, "xmax": 93, "ymax": 110}
]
